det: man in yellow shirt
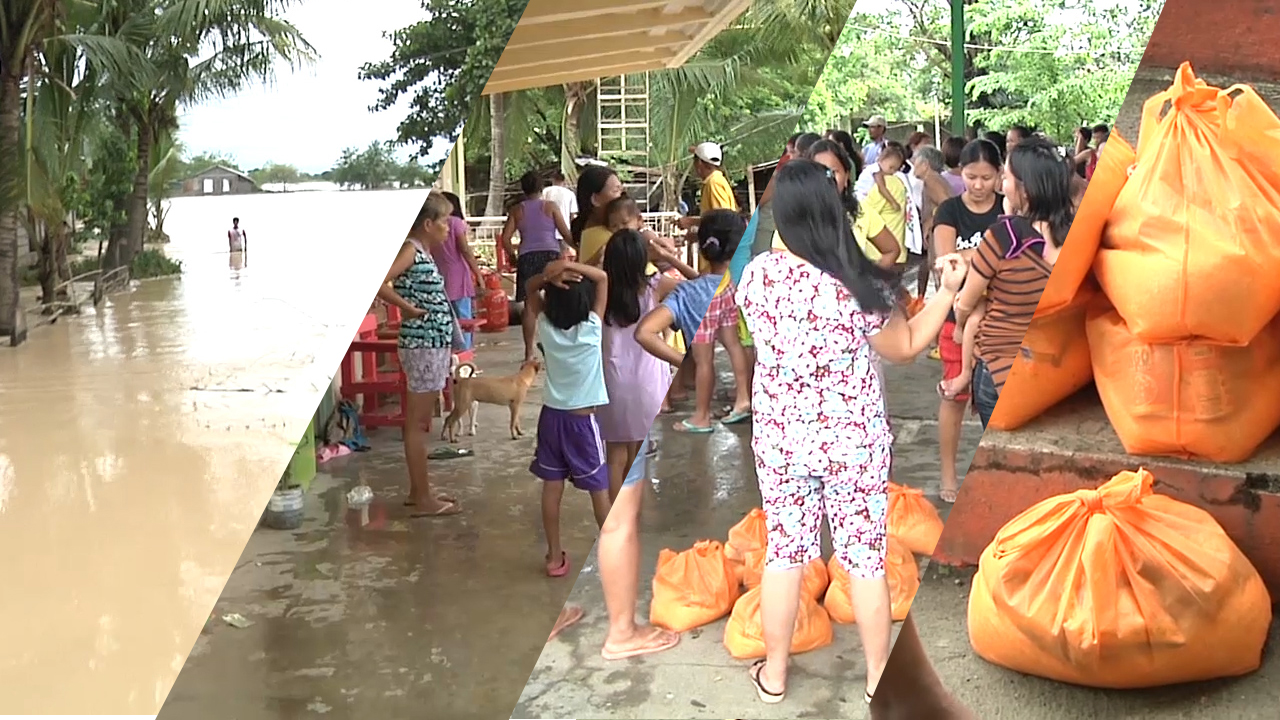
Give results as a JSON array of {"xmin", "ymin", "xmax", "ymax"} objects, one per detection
[{"xmin": 677, "ymin": 142, "xmax": 739, "ymax": 273}]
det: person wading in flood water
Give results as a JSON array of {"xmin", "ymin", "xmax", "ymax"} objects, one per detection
[{"xmin": 228, "ymin": 217, "xmax": 247, "ymax": 253}]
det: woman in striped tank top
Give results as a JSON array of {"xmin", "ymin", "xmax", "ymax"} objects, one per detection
[
  {"xmin": 952, "ymin": 137, "xmax": 1072, "ymax": 428},
  {"xmin": 377, "ymin": 193, "xmax": 462, "ymax": 517}
]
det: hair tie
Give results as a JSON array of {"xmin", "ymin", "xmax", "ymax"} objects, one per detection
[{"xmin": 704, "ymin": 235, "xmax": 721, "ymax": 249}]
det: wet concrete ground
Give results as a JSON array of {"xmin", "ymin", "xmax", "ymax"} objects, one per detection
[
  {"xmin": 160, "ymin": 332, "xmax": 605, "ymax": 720},
  {"xmin": 514, "ymin": 357, "xmax": 982, "ymax": 719}
]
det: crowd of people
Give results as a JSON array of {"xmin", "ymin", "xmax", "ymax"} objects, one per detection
[
  {"xmin": 727, "ymin": 117, "xmax": 1087, "ymax": 708},
  {"xmin": 374, "ymin": 114, "xmax": 1099, "ymax": 710}
]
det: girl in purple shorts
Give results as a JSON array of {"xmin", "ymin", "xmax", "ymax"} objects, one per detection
[{"xmin": 524, "ymin": 258, "xmax": 612, "ymax": 578}]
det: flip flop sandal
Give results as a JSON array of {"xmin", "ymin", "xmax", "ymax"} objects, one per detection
[
  {"xmin": 721, "ymin": 409, "xmax": 753, "ymax": 425},
  {"xmin": 403, "ymin": 493, "xmax": 457, "ymax": 507},
  {"xmin": 546, "ymin": 551, "xmax": 570, "ymax": 578},
  {"xmin": 749, "ymin": 659, "xmax": 786, "ymax": 704},
  {"xmin": 428, "ymin": 447, "xmax": 474, "ymax": 460},
  {"xmin": 865, "ymin": 689, "xmax": 874, "ymax": 704},
  {"xmin": 409, "ymin": 500, "xmax": 461, "ymax": 518},
  {"xmin": 928, "ymin": 347, "xmax": 942, "ymax": 361},
  {"xmin": 547, "ymin": 605, "xmax": 584, "ymax": 642},
  {"xmin": 646, "ymin": 441, "xmax": 660, "ymax": 457},
  {"xmin": 600, "ymin": 627, "xmax": 681, "ymax": 661},
  {"xmin": 939, "ymin": 488, "xmax": 958, "ymax": 504},
  {"xmin": 673, "ymin": 419, "xmax": 716, "ymax": 434}
]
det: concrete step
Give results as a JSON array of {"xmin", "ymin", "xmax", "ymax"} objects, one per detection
[{"xmin": 933, "ymin": 389, "xmax": 1280, "ymax": 598}]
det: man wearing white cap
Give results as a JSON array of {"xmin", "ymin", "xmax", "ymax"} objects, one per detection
[
  {"xmin": 676, "ymin": 141, "xmax": 738, "ymax": 232},
  {"xmin": 862, "ymin": 115, "xmax": 889, "ymax": 165}
]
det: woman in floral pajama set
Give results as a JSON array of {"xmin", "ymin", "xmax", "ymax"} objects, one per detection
[{"xmin": 737, "ymin": 159, "xmax": 968, "ymax": 706}]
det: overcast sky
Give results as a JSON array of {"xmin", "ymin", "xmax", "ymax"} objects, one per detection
[{"xmin": 179, "ymin": 0, "xmax": 453, "ymax": 174}]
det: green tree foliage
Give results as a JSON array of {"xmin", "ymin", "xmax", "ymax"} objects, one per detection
[
  {"xmin": 806, "ymin": 0, "xmax": 1161, "ymax": 140},
  {"xmin": 330, "ymin": 142, "xmax": 403, "ymax": 190},
  {"xmin": 360, "ymin": 0, "xmax": 529, "ymax": 153},
  {"xmin": 254, "ymin": 163, "xmax": 302, "ymax": 190}
]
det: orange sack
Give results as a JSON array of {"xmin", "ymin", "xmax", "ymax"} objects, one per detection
[
  {"xmin": 650, "ymin": 540, "xmax": 741, "ymax": 633},
  {"xmin": 989, "ymin": 285, "xmax": 1096, "ymax": 431},
  {"xmin": 1095, "ymin": 62, "xmax": 1280, "ymax": 345},
  {"xmin": 723, "ymin": 585, "xmax": 834, "ymax": 660},
  {"xmin": 1087, "ymin": 302, "xmax": 1280, "ymax": 462},
  {"xmin": 887, "ymin": 483, "xmax": 943, "ymax": 556},
  {"xmin": 726, "ymin": 508, "xmax": 767, "ymax": 563},
  {"xmin": 968, "ymin": 468, "xmax": 1272, "ymax": 689},
  {"xmin": 826, "ymin": 537, "xmax": 919, "ymax": 623},
  {"xmin": 1037, "ymin": 134, "xmax": 1134, "ymax": 317},
  {"xmin": 741, "ymin": 551, "xmax": 828, "ymax": 600}
]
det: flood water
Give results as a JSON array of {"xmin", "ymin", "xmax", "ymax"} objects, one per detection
[{"xmin": 0, "ymin": 188, "xmax": 425, "ymax": 714}]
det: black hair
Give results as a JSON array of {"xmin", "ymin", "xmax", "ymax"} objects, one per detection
[
  {"xmin": 1008, "ymin": 125, "xmax": 1033, "ymax": 141},
  {"xmin": 1008, "ymin": 136, "xmax": 1076, "ymax": 247},
  {"xmin": 550, "ymin": 169, "xmax": 567, "ymax": 183},
  {"xmin": 794, "ymin": 133, "xmax": 823, "ymax": 156},
  {"xmin": 879, "ymin": 141, "xmax": 907, "ymax": 164},
  {"xmin": 601, "ymin": 229, "xmax": 649, "ymax": 327},
  {"xmin": 804, "ymin": 139, "xmax": 861, "ymax": 221},
  {"xmin": 520, "ymin": 170, "xmax": 543, "ymax": 197},
  {"xmin": 697, "ymin": 209, "xmax": 744, "ymax": 266},
  {"xmin": 232, "ymin": 217, "xmax": 239, "ymax": 223},
  {"xmin": 570, "ymin": 165, "xmax": 618, "ymax": 248},
  {"xmin": 542, "ymin": 278, "xmax": 597, "ymax": 331},
  {"xmin": 441, "ymin": 191, "xmax": 465, "ymax": 219},
  {"xmin": 772, "ymin": 159, "xmax": 894, "ymax": 314},
  {"xmin": 605, "ymin": 196, "xmax": 641, "ymax": 227},
  {"xmin": 787, "ymin": 132, "xmax": 803, "ymax": 147},
  {"xmin": 1092, "ymin": 123, "xmax": 1110, "ymax": 137},
  {"xmin": 982, "ymin": 131, "xmax": 1007, "ymax": 161},
  {"xmin": 825, "ymin": 129, "xmax": 858, "ymax": 160},
  {"xmin": 941, "ymin": 137, "xmax": 965, "ymax": 169},
  {"xmin": 960, "ymin": 138, "xmax": 1003, "ymax": 170}
]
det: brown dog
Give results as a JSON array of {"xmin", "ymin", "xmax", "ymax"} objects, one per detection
[{"xmin": 441, "ymin": 359, "xmax": 541, "ymax": 442}]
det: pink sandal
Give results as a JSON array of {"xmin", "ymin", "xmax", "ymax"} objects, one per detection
[{"xmin": 546, "ymin": 552, "xmax": 570, "ymax": 578}]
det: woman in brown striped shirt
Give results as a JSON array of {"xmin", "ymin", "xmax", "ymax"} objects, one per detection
[{"xmin": 953, "ymin": 137, "xmax": 1073, "ymax": 427}]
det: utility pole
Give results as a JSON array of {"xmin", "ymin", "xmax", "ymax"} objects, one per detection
[{"xmin": 951, "ymin": 0, "xmax": 966, "ymax": 137}]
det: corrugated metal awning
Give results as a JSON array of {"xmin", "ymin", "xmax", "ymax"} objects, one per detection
[{"xmin": 482, "ymin": 0, "xmax": 753, "ymax": 95}]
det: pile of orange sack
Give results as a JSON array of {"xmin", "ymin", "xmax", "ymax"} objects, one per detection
[
  {"xmin": 990, "ymin": 62, "xmax": 1280, "ymax": 464},
  {"xmin": 648, "ymin": 484, "xmax": 943, "ymax": 659}
]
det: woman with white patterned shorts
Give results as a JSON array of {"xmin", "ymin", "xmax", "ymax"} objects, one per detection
[
  {"xmin": 377, "ymin": 193, "xmax": 461, "ymax": 518},
  {"xmin": 737, "ymin": 160, "xmax": 968, "ymax": 706}
]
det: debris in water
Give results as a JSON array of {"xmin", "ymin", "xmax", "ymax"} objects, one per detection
[{"xmin": 222, "ymin": 613, "xmax": 253, "ymax": 629}]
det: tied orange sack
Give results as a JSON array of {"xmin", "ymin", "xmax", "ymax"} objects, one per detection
[
  {"xmin": 723, "ymin": 586, "xmax": 834, "ymax": 660},
  {"xmin": 726, "ymin": 508, "xmax": 767, "ymax": 562},
  {"xmin": 1036, "ymin": 135, "xmax": 1133, "ymax": 317},
  {"xmin": 726, "ymin": 508, "xmax": 768, "ymax": 584},
  {"xmin": 1096, "ymin": 63, "xmax": 1280, "ymax": 345},
  {"xmin": 887, "ymin": 482, "xmax": 944, "ymax": 556},
  {"xmin": 741, "ymin": 551, "xmax": 829, "ymax": 600},
  {"xmin": 1087, "ymin": 303, "xmax": 1280, "ymax": 462},
  {"xmin": 989, "ymin": 285, "xmax": 1096, "ymax": 431},
  {"xmin": 650, "ymin": 540, "xmax": 741, "ymax": 633},
  {"xmin": 968, "ymin": 468, "xmax": 1272, "ymax": 689},
  {"xmin": 826, "ymin": 537, "xmax": 919, "ymax": 623}
]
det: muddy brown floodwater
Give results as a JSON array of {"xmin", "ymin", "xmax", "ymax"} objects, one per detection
[{"xmin": 0, "ymin": 188, "xmax": 425, "ymax": 714}]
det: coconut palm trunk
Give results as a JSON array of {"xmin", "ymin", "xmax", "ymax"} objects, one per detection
[
  {"xmin": 0, "ymin": 67, "xmax": 23, "ymax": 342},
  {"xmin": 484, "ymin": 91, "xmax": 507, "ymax": 219}
]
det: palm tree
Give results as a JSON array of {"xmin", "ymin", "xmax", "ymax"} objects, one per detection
[
  {"xmin": 1, "ymin": 0, "xmax": 143, "ymax": 343},
  {"xmin": 104, "ymin": 0, "xmax": 314, "ymax": 269},
  {"xmin": 0, "ymin": 0, "xmax": 60, "ymax": 342},
  {"xmin": 648, "ymin": 0, "xmax": 854, "ymax": 209}
]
